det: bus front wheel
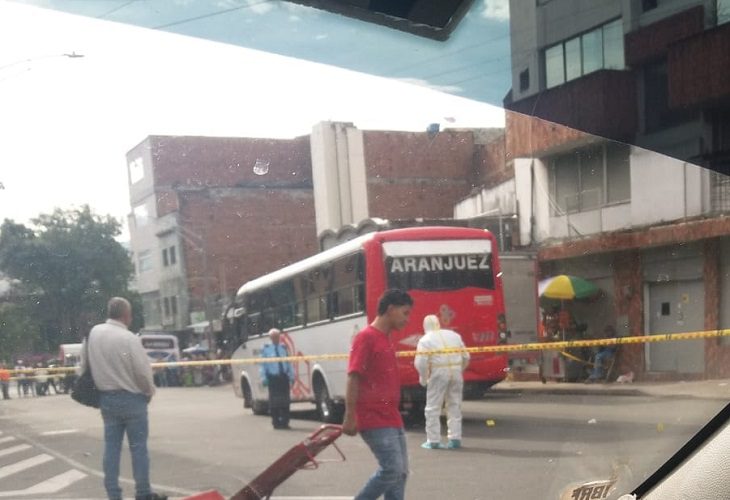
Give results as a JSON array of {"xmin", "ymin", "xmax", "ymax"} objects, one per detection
[
  {"xmin": 314, "ymin": 379, "xmax": 342, "ymax": 423},
  {"xmin": 242, "ymin": 379, "xmax": 268, "ymax": 415}
]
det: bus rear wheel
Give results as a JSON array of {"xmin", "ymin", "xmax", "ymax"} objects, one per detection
[{"xmin": 314, "ymin": 379, "xmax": 342, "ymax": 423}]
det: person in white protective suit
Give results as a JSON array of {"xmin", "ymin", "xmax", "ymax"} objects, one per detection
[{"xmin": 414, "ymin": 314, "xmax": 470, "ymax": 450}]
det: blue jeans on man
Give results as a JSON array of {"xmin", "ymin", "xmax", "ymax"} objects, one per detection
[
  {"xmin": 589, "ymin": 348, "xmax": 616, "ymax": 381},
  {"xmin": 355, "ymin": 427, "xmax": 409, "ymax": 500},
  {"xmin": 100, "ymin": 391, "xmax": 151, "ymax": 500}
]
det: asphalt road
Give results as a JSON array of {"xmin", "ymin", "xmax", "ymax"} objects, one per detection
[{"xmin": 0, "ymin": 385, "xmax": 725, "ymax": 500}]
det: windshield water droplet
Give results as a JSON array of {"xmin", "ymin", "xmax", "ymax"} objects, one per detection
[{"xmin": 253, "ymin": 159, "xmax": 270, "ymax": 175}]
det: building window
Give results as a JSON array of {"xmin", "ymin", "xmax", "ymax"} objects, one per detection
[
  {"xmin": 549, "ymin": 142, "xmax": 631, "ymax": 214},
  {"xmin": 162, "ymin": 245, "xmax": 177, "ymax": 267},
  {"xmin": 642, "ymin": 0, "xmax": 658, "ymax": 12},
  {"xmin": 544, "ymin": 18, "xmax": 625, "ymax": 89},
  {"xmin": 721, "ymin": 0, "xmax": 730, "ymax": 25},
  {"xmin": 133, "ymin": 203, "xmax": 149, "ymax": 228},
  {"xmin": 606, "ymin": 143, "xmax": 631, "ymax": 203},
  {"xmin": 545, "ymin": 44, "xmax": 565, "ymax": 88},
  {"xmin": 138, "ymin": 250, "xmax": 153, "ymax": 273},
  {"xmin": 163, "ymin": 296, "xmax": 178, "ymax": 319},
  {"xmin": 519, "ymin": 68, "xmax": 530, "ymax": 92},
  {"xmin": 142, "ymin": 292, "xmax": 161, "ymax": 327},
  {"xmin": 129, "ymin": 157, "xmax": 144, "ymax": 184}
]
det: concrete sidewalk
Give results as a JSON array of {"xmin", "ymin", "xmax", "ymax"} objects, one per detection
[{"xmin": 491, "ymin": 378, "xmax": 730, "ymax": 400}]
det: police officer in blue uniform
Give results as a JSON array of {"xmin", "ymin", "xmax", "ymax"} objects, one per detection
[{"xmin": 259, "ymin": 328, "xmax": 295, "ymax": 429}]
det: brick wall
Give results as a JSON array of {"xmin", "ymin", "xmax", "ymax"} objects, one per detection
[
  {"xmin": 362, "ymin": 129, "xmax": 478, "ymax": 219},
  {"xmin": 669, "ymin": 22, "xmax": 730, "ymax": 109},
  {"xmin": 505, "ymin": 71, "xmax": 638, "ymax": 149},
  {"xmin": 625, "ymin": 5, "xmax": 705, "ymax": 67},
  {"xmin": 505, "ymin": 110, "xmax": 591, "ymax": 160},
  {"xmin": 175, "ymin": 188, "xmax": 317, "ymax": 309},
  {"xmin": 613, "ymin": 251, "xmax": 646, "ymax": 378},
  {"xmin": 473, "ymin": 134, "xmax": 512, "ymax": 188},
  {"xmin": 150, "ymin": 135, "xmax": 312, "ymax": 192},
  {"xmin": 539, "ymin": 217, "xmax": 730, "ymax": 261},
  {"xmin": 702, "ymin": 238, "xmax": 730, "ymax": 377}
]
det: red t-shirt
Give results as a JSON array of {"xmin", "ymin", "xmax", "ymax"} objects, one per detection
[{"xmin": 347, "ymin": 325, "xmax": 403, "ymax": 431}]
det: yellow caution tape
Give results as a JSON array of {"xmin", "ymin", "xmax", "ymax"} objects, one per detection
[
  {"xmin": 557, "ymin": 350, "xmax": 594, "ymax": 366},
  {"xmin": 7, "ymin": 328, "xmax": 730, "ymax": 377}
]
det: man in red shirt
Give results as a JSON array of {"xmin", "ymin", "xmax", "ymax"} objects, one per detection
[{"xmin": 343, "ymin": 289, "xmax": 413, "ymax": 500}]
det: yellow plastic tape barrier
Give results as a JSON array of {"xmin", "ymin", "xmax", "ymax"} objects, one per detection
[{"xmin": 7, "ymin": 328, "xmax": 730, "ymax": 381}]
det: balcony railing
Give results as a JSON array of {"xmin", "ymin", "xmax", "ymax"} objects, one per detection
[{"xmin": 711, "ymin": 170, "xmax": 730, "ymax": 214}]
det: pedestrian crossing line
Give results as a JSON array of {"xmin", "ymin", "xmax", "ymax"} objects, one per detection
[
  {"xmin": 0, "ymin": 436, "xmax": 15, "ymax": 445},
  {"xmin": 0, "ymin": 444, "xmax": 31, "ymax": 458},
  {"xmin": 40, "ymin": 429, "xmax": 79, "ymax": 436},
  {"xmin": 0, "ymin": 468, "xmax": 87, "ymax": 497},
  {"xmin": 12, "ymin": 432, "xmax": 198, "ymax": 498},
  {"xmin": 0, "ymin": 453, "xmax": 54, "ymax": 480}
]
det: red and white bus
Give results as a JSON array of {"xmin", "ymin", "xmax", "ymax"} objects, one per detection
[{"xmin": 229, "ymin": 226, "xmax": 508, "ymax": 422}]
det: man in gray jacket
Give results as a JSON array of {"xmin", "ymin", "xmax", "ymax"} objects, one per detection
[{"xmin": 83, "ymin": 297, "xmax": 166, "ymax": 500}]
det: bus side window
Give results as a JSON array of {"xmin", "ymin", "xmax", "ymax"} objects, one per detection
[
  {"xmin": 332, "ymin": 252, "xmax": 366, "ymax": 317},
  {"xmin": 246, "ymin": 312, "xmax": 261, "ymax": 337},
  {"xmin": 271, "ymin": 279, "xmax": 301, "ymax": 329},
  {"xmin": 305, "ymin": 265, "xmax": 332, "ymax": 323},
  {"xmin": 236, "ymin": 317, "xmax": 248, "ymax": 346}
]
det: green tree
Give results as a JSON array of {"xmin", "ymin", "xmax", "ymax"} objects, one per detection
[
  {"xmin": 0, "ymin": 206, "xmax": 135, "ymax": 352},
  {"xmin": 0, "ymin": 298, "xmax": 41, "ymax": 362}
]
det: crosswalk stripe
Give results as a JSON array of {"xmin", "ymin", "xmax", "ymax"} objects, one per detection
[
  {"xmin": 0, "ymin": 437, "xmax": 15, "ymax": 445},
  {"xmin": 0, "ymin": 468, "xmax": 87, "ymax": 497},
  {"xmin": 40, "ymin": 429, "xmax": 79, "ymax": 436},
  {"xmin": 11, "ymin": 431, "xmax": 198, "ymax": 497},
  {"xmin": 0, "ymin": 454, "xmax": 54, "ymax": 480},
  {"xmin": 0, "ymin": 444, "xmax": 31, "ymax": 458}
]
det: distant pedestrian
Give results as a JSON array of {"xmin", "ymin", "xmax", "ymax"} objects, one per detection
[
  {"xmin": 585, "ymin": 325, "xmax": 618, "ymax": 383},
  {"xmin": 259, "ymin": 328, "xmax": 294, "ymax": 429},
  {"xmin": 34, "ymin": 363, "xmax": 49, "ymax": 396},
  {"xmin": 414, "ymin": 314, "xmax": 469, "ymax": 449},
  {"xmin": 0, "ymin": 363, "xmax": 10, "ymax": 400},
  {"xmin": 192, "ymin": 355, "xmax": 204, "ymax": 386},
  {"xmin": 343, "ymin": 289, "xmax": 413, "ymax": 500},
  {"xmin": 83, "ymin": 297, "xmax": 167, "ymax": 500},
  {"xmin": 14, "ymin": 360, "xmax": 32, "ymax": 397}
]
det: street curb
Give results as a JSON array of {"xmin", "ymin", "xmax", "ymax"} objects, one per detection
[
  {"xmin": 489, "ymin": 384, "xmax": 730, "ymax": 400},
  {"xmin": 489, "ymin": 386, "xmax": 646, "ymax": 397}
]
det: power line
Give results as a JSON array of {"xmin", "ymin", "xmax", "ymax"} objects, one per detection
[
  {"xmin": 96, "ymin": 0, "xmax": 139, "ymax": 20},
  {"xmin": 153, "ymin": 0, "xmax": 273, "ymax": 30}
]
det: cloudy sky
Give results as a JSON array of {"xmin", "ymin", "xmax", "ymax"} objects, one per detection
[{"xmin": 0, "ymin": 0, "xmax": 510, "ymax": 235}]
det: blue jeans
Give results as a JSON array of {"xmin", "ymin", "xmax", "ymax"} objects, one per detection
[
  {"xmin": 590, "ymin": 349, "xmax": 615, "ymax": 380},
  {"xmin": 355, "ymin": 427, "xmax": 409, "ymax": 500},
  {"xmin": 100, "ymin": 391, "xmax": 151, "ymax": 500}
]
